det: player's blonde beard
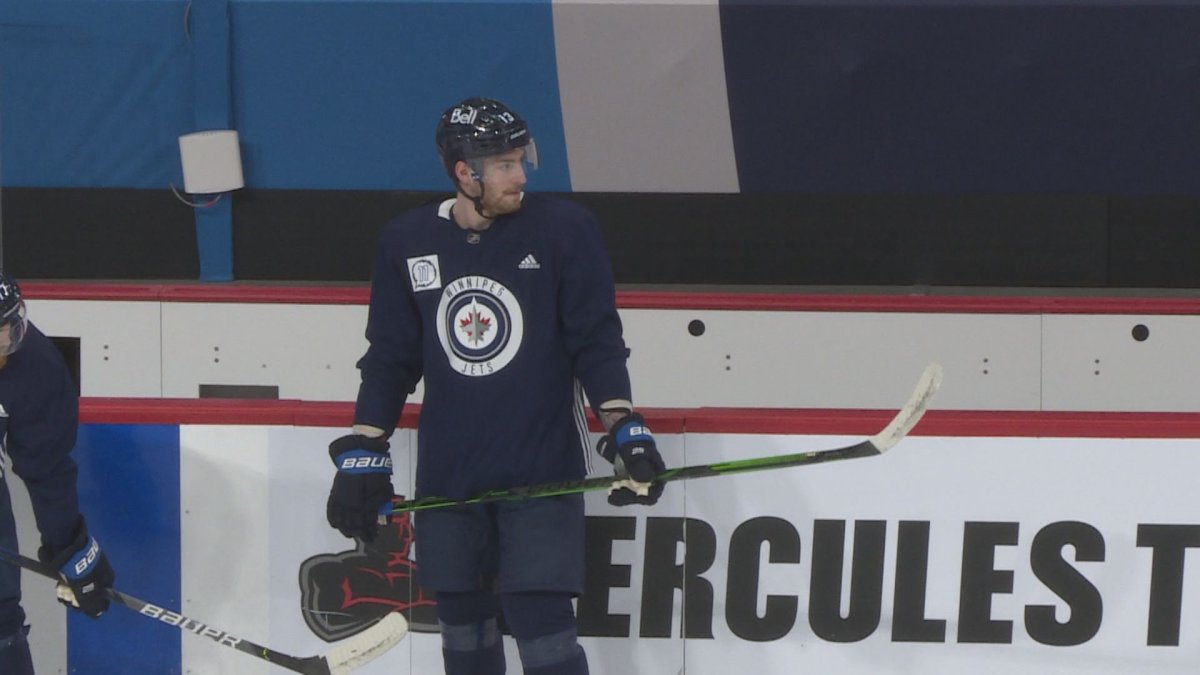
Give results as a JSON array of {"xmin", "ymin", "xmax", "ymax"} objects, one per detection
[
  {"xmin": 460, "ymin": 177, "xmax": 523, "ymax": 221},
  {"xmin": 483, "ymin": 189, "xmax": 522, "ymax": 216}
]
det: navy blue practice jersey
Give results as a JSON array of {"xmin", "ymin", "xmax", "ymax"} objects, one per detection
[
  {"xmin": 355, "ymin": 194, "xmax": 632, "ymax": 499},
  {"xmin": 0, "ymin": 322, "xmax": 81, "ymax": 550}
]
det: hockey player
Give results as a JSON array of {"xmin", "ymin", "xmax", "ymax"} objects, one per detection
[
  {"xmin": 0, "ymin": 274, "xmax": 116, "ymax": 674},
  {"xmin": 325, "ymin": 96, "xmax": 665, "ymax": 675}
]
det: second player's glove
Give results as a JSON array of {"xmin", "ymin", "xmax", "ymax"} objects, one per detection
[
  {"xmin": 596, "ymin": 412, "xmax": 666, "ymax": 506},
  {"xmin": 38, "ymin": 517, "xmax": 115, "ymax": 618},
  {"xmin": 326, "ymin": 433, "xmax": 395, "ymax": 542}
]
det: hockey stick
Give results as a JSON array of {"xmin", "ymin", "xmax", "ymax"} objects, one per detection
[
  {"xmin": 391, "ymin": 362, "xmax": 943, "ymax": 514},
  {"xmin": 0, "ymin": 545, "xmax": 407, "ymax": 675}
]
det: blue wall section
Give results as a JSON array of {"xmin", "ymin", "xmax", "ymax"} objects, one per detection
[
  {"xmin": 231, "ymin": 0, "xmax": 569, "ymax": 191},
  {"xmin": 70, "ymin": 424, "xmax": 181, "ymax": 674},
  {"xmin": 0, "ymin": 0, "xmax": 568, "ymax": 191},
  {"xmin": 0, "ymin": 1, "xmax": 193, "ymax": 189}
]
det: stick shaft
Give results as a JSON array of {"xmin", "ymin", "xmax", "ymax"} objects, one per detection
[
  {"xmin": 390, "ymin": 440, "xmax": 878, "ymax": 513},
  {"xmin": 0, "ymin": 545, "xmax": 330, "ymax": 674},
  {"xmin": 390, "ymin": 363, "xmax": 942, "ymax": 515}
]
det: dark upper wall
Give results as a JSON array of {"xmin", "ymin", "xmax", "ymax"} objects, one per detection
[
  {"xmin": 721, "ymin": 0, "xmax": 1200, "ymax": 195},
  {"xmin": 2, "ymin": 0, "xmax": 1199, "ymax": 286}
]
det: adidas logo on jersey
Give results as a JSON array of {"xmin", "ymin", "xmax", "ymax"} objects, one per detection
[{"xmin": 518, "ymin": 254, "xmax": 540, "ymax": 270}]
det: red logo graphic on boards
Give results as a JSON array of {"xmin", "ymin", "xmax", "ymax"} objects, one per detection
[{"xmin": 298, "ymin": 499, "xmax": 438, "ymax": 641}]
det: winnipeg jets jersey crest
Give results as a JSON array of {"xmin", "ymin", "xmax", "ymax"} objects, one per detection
[{"xmin": 436, "ymin": 275, "xmax": 524, "ymax": 377}]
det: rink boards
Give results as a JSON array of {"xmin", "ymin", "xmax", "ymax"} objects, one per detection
[{"xmin": 12, "ymin": 407, "xmax": 1200, "ymax": 674}]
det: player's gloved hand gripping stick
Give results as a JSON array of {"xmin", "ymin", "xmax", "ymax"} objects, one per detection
[
  {"xmin": 596, "ymin": 412, "xmax": 667, "ymax": 506},
  {"xmin": 38, "ymin": 517, "xmax": 115, "ymax": 618}
]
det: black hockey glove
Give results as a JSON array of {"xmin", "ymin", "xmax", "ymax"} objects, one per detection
[
  {"xmin": 596, "ymin": 413, "xmax": 666, "ymax": 506},
  {"xmin": 326, "ymin": 433, "xmax": 395, "ymax": 543},
  {"xmin": 38, "ymin": 518, "xmax": 115, "ymax": 619}
]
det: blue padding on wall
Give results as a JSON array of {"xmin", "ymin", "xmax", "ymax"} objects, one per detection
[
  {"xmin": 190, "ymin": 0, "xmax": 236, "ymax": 281},
  {"xmin": 195, "ymin": 197, "xmax": 235, "ymax": 281},
  {"xmin": 2, "ymin": 0, "xmax": 569, "ymax": 192},
  {"xmin": 230, "ymin": 0, "xmax": 570, "ymax": 191},
  {"xmin": 719, "ymin": 1, "xmax": 1200, "ymax": 194},
  {"xmin": 0, "ymin": 1, "xmax": 192, "ymax": 188},
  {"xmin": 68, "ymin": 424, "xmax": 181, "ymax": 674}
]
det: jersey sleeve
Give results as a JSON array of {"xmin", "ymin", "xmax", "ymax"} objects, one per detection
[
  {"xmin": 354, "ymin": 226, "xmax": 424, "ymax": 432},
  {"xmin": 6, "ymin": 358, "xmax": 82, "ymax": 550},
  {"xmin": 558, "ymin": 208, "xmax": 632, "ymax": 413}
]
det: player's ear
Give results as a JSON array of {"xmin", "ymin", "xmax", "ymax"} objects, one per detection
[{"xmin": 454, "ymin": 160, "xmax": 476, "ymax": 187}]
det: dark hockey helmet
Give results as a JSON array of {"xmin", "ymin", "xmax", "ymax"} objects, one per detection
[
  {"xmin": 0, "ymin": 273, "xmax": 27, "ymax": 355},
  {"xmin": 435, "ymin": 97, "xmax": 537, "ymax": 180}
]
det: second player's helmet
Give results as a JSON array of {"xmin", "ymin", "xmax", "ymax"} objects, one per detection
[
  {"xmin": 0, "ymin": 272, "xmax": 28, "ymax": 356},
  {"xmin": 435, "ymin": 97, "xmax": 537, "ymax": 180}
]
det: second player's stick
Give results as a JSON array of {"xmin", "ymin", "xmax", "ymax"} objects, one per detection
[
  {"xmin": 0, "ymin": 545, "xmax": 408, "ymax": 675},
  {"xmin": 390, "ymin": 362, "xmax": 943, "ymax": 514}
]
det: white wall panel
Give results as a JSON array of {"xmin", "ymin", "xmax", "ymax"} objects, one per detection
[
  {"xmin": 1042, "ymin": 314, "xmax": 1200, "ymax": 412},
  {"xmin": 26, "ymin": 298, "xmax": 162, "ymax": 397},
  {"xmin": 160, "ymin": 303, "xmax": 370, "ymax": 400},
  {"xmin": 179, "ymin": 425, "xmax": 273, "ymax": 675},
  {"xmin": 24, "ymin": 296, "xmax": 1200, "ymax": 412},
  {"xmin": 624, "ymin": 309, "xmax": 1042, "ymax": 410}
]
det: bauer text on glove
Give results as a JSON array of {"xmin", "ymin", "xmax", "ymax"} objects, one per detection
[
  {"xmin": 38, "ymin": 518, "xmax": 115, "ymax": 619},
  {"xmin": 326, "ymin": 433, "xmax": 395, "ymax": 542}
]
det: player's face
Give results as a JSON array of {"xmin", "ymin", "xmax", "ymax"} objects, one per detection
[{"xmin": 477, "ymin": 148, "xmax": 528, "ymax": 215}]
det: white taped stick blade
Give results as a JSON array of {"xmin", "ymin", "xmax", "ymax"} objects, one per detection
[
  {"xmin": 868, "ymin": 363, "xmax": 943, "ymax": 453},
  {"xmin": 325, "ymin": 612, "xmax": 408, "ymax": 675}
]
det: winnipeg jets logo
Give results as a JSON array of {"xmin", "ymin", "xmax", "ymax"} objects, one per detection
[
  {"xmin": 436, "ymin": 276, "xmax": 523, "ymax": 377},
  {"xmin": 458, "ymin": 307, "xmax": 492, "ymax": 345}
]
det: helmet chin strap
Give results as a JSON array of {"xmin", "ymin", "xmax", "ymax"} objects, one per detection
[{"xmin": 462, "ymin": 171, "xmax": 495, "ymax": 221}]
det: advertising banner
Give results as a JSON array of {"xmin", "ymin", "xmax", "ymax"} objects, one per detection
[{"xmin": 147, "ymin": 426, "xmax": 1200, "ymax": 674}]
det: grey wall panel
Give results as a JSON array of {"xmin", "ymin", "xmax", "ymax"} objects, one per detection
[
  {"xmin": 552, "ymin": 0, "xmax": 739, "ymax": 192},
  {"xmin": 159, "ymin": 303, "xmax": 371, "ymax": 400},
  {"xmin": 622, "ymin": 309, "xmax": 1042, "ymax": 410},
  {"xmin": 1042, "ymin": 314, "xmax": 1200, "ymax": 412},
  {"xmin": 30, "ymin": 297, "xmax": 1200, "ymax": 412},
  {"xmin": 26, "ymin": 299, "xmax": 163, "ymax": 397}
]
